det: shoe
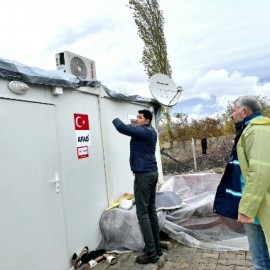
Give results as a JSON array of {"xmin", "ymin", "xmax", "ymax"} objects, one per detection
[
  {"xmin": 102, "ymin": 253, "xmax": 118, "ymax": 265},
  {"xmin": 142, "ymin": 247, "xmax": 163, "ymax": 257},
  {"xmin": 83, "ymin": 249, "xmax": 106, "ymax": 263},
  {"xmin": 71, "ymin": 246, "xmax": 89, "ymax": 268},
  {"xmin": 71, "ymin": 253, "xmax": 79, "ymax": 268},
  {"xmin": 135, "ymin": 253, "xmax": 159, "ymax": 264},
  {"xmin": 84, "ymin": 256, "xmax": 105, "ymax": 269}
]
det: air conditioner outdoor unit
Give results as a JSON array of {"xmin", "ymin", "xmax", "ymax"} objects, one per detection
[{"xmin": 55, "ymin": 51, "xmax": 97, "ymax": 81}]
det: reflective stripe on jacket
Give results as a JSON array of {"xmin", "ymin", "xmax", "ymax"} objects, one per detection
[{"xmin": 213, "ymin": 158, "xmax": 242, "ymax": 219}]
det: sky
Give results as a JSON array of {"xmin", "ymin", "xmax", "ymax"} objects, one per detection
[{"xmin": 1, "ymin": 0, "xmax": 270, "ymax": 119}]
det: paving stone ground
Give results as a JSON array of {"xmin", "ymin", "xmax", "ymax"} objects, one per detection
[{"xmin": 81, "ymin": 239, "xmax": 252, "ymax": 270}]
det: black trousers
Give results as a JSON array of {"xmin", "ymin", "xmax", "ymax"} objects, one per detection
[{"xmin": 134, "ymin": 171, "xmax": 160, "ymax": 254}]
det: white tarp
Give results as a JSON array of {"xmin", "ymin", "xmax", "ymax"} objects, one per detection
[
  {"xmin": 98, "ymin": 173, "xmax": 248, "ymax": 252},
  {"xmin": 160, "ymin": 173, "xmax": 248, "ymax": 251}
]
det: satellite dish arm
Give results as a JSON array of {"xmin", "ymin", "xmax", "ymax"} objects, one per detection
[{"xmin": 168, "ymin": 87, "xmax": 183, "ymax": 107}]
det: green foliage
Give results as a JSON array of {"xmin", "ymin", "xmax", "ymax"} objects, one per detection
[{"xmin": 127, "ymin": 0, "xmax": 172, "ymax": 78}]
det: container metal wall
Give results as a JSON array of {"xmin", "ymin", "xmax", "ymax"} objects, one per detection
[
  {"xmin": 100, "ymin": 97, "xmax": 163, "ymax": 204},
  {"xmin": 0, "ymin": 78, "xmax": 163, "ymax": 269},
  {"xmin": 0, "ymin": 80, "xmax": 69, "ymax": 270},
  {"xmin": 53, "ymin": 89, "xmax": 108, "ymax": 254}
]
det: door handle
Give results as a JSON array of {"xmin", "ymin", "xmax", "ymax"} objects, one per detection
[{"xmin": 51, "ymin": 172, "xmax": 60, "ymax": 193}]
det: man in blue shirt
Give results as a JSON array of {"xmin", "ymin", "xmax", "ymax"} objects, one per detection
[{"xmin": 113, "ymin": 109, "xmax": 162, "ymax": 264}]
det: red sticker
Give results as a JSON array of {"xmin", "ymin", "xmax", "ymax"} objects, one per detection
[{"xmin": 74, "ymin": 114, "xmax": 90, "ymax": 130}]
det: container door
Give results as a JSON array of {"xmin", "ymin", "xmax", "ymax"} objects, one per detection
[{"xmin": 0, "ymin": 99, "xmax": 69, "ymax": 270}]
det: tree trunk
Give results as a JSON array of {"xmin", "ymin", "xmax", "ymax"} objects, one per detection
[{"xmin": 165, "ymin": 106, "xmax": 173, "ymax": 149}]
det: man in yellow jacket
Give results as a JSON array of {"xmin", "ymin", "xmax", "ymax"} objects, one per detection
[{"xmin": 232, "ymin": 95, "xmax": 270, "ymax": 269}]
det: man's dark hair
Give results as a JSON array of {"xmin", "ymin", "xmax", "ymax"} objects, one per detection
[{"xmin": 138, "ymin": 109, "xmax": 153, "ymax": 123}]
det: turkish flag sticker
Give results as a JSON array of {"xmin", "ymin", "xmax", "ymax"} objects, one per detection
[{"xmin": 74, "ymin": 114, "xmax": 90, "ymax": 130}]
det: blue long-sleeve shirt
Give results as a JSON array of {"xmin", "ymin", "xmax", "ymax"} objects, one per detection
[{"xmin": 112, "ymin": 118, "xmax": 157, "ymax": 172}]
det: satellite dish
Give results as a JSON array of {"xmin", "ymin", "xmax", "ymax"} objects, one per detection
[{"xmin": 148, "ymin": 73, "xmax": 182, "ymax": 106}]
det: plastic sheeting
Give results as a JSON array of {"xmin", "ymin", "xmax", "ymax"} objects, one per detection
[
  {"xmin": 98, "ymin": 207, "xmax": 166, "ymax": 252},
  {"xmin": 160, "ymin": 173, "xmax": 248, "ymax": 251},
  {"xmin": 0, "ymin": 58, "xmax": 156, "ymax": 99},
  {"xmin": 0, "ymin": 58, "xmax": 80, "ymax": 88},
  {"xmin": 98, "ymin": 173, "xmax": 248, "ymax": 252},
  {"xmin": 101, "ymin": 84, "xmax": 162, "ymax": 125},
  {"xmin": 0, "ymin": 57, "xmax": 168, "ymax": 125}
]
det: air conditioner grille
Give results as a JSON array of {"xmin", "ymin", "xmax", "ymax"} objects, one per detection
[
  {"xmin": 55, "ymin": 51, "xmax": 97, "ymax": 81},
  {"xmin": 70, "ymin": 57, "xmax": 87, "ymax": 79}
]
